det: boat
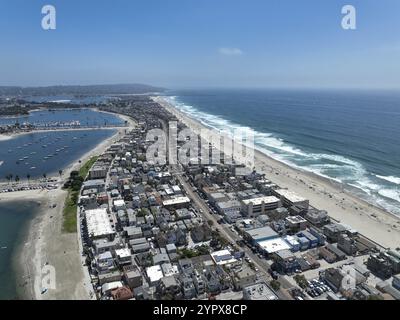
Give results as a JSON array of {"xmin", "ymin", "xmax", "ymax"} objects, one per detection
[
  {"xmin": 1, "ymin": 246, "xmax": 7, "ymax": 250},
  {"xmin": 30, "ymin": 167, "xmax": 36, "ymax": 170}
]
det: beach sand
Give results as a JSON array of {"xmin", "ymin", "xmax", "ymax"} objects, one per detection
[
  {"xmin": 154, "ymin": 96, "xmax": 400, "ymax": 249},
  {"xmin": 0, "ymin": 112, "xmax": 136, "ymax": 300}
]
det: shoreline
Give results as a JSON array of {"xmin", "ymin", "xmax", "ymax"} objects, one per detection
[
  {"xmin": 0, "ymin": 107, "xmax": 127, "ymax": 142},
  {"xmin": 0, "ymin": 110, "xmax": 135, "ymax": 300},
  {"xmin": 153, "ymin": 96, "xmax": 400, "ymax": 249}
]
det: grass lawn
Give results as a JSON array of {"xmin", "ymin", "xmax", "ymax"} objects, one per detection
[{"xmin": 62, "ymin": 156, "xmax": 98, "ymax": 233}]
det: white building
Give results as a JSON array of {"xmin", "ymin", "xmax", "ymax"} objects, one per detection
[
  {"xmin": 113, "ymin": 199, "xmax": 126, "ymax": 211},
  {"xmin": 115, "ymin": 248, "xmax": 132, "ymax": 266},
  {"xmin": 241, "ymin": 196, "xmax": 280, "ymax": 217},
  {"xmin": 273, "ymin": 189, "xmax": 309, "ymax": 209},
  {"xmin": 210, "ymin": 250, "xmax": 238, "ymax": 266},
  {"xmin": 146, "ymin": 265, "xmax": 164, "ymax": 286},
  {"xmin": 85, "ymin": 208, "xmax": 115, "ymax": 239},
  {"xmin": 162, "ymin": 196, "xmax": 191, "ymax": 209}
]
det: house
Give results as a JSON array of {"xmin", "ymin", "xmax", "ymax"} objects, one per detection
[
  {"xmin": 216, "ymin": 200, "xmax": 241, "ymax": 216},
  {"xmin": 272, "ymin": 249, "xmax": 300, "ymax": 274},
  {"xmin": 305, "ymin": 209, "xmax": 330, "ymax": 226},
  {"xmin": 111, "ymin": 286, "xmax": 134, "ymax": 300},
  {"xmin": 157, "ymin": 276, "xmax": 182, "ymax": 299},
  {"xmin": 114, "ymin": 199, "xmax": 126, "ymax": 211},
  {"xmin": 153, "ymin": 253, "xmax": 170, "ymax": 265},
  {"xmin": 115, "ymin": 248, "xmax": 132, "ymax": 266},
  {"xmin": 96, "ymin": 251, "xmax": 115, "ymax": 273},
  {"xmin": 166, "ymin": 243, "xmax": 177, "ymax": 254},
  {"xmin": 204, "ymin": 267, "xmax": 222, "ymax": 294},
  {"xmin": 192, "ymin": 270, "xmax": 206, "ymax": 295},
  {"xmin": 323, "ymin": 268, "xmax": 344, "ymax": 292},
  {"xmin": 210, "ymin": 250, "xmax": 237, "ymax": 266},
  {"xmin": 323, "ymin": 223, "xmax": 348, "ymax": 243},
  {"xmin": 102, "ymin": 281, "xmax": 124, "ymax": 295},
  {"xmin": 124, "ymin": 226, "xmax": 143, "ymax": 240},
  {"xmin": 191, "ymin": 224, "xmax": 212, "ymax": 243},
  {"xmin": 286, "ymin": 215, "xmax": 307, "ymax": 232},
  {"xmin": 243, "ymin": 282, "xmax": 278, "ymax": 300},
  {"xmin": 233, "ymin": 264, "xmax": 257, "ymax": 290},
  {"xmin": 123, "ymin": 265, "xmax": 143, "ymax": 289},
  {"xmin": 180, "ymin": 275, "xmax": 196, "ymax": 299},
  {"xmin": 146, "ymin": 265, "xmax": 164, "ymax": 286}
]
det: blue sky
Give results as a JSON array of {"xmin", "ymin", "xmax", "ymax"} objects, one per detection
[{"xmin": 0, "ymin": 0, "xmax": 399, "ymax": 88}]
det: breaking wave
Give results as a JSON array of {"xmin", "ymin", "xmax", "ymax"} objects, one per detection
[{"xmin": 165, "ymin": 95, "xmax": 400, "ymax": 215}]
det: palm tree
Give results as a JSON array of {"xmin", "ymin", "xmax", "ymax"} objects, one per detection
[
  {"xmin": 15, "ymin": 175, "xmax": 20, "ymax": 183},
  {"xmin": 58, "ymin": 170, "xmax": 63, "ymax": 177},
  {"xmin": 26, "ymin": 174, "xmax": 31, "ymax": 184},
  {"xmin": 43, "ymin": 173, "xmax": 47, "ymax": 180}
]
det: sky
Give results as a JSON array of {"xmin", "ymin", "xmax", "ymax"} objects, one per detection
[{"xmin": 0, "ymin": 0, "xmax": 399, "ymax": 89}]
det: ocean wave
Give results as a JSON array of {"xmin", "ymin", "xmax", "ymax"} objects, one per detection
[
  {"xmin": 378, "ymin": 189, "xmax": 400, "ymax": 202},
  {"xmin": 165, "ymin": 95, "xmax": 400, "ymax": 214},
  {"xmin": 375, "ymin": 174, "xmax": 400, "ymax": 185}
]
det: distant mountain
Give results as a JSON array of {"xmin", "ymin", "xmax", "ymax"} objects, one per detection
[{"xmin": 0, "ymin": 84, "xmax": 165, "ymax": 96}]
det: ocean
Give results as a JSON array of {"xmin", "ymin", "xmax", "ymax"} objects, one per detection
[{"xmin": 164, "ymin": 89, "xmax": 400, "ymax": 215}]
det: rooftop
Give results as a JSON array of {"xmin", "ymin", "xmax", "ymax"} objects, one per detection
[
  {"xmin": 242, "ymin": 196, "xmax": 280, "ymax": 206},
  {"xmin": 146, "ymin": 265, "xmax": 163, "ymax": 283},
  {"xmin": 244, "ymin": 283, "xmax": 278, "ymax": 300},
  {"xmin": 246, "ymin": 226, "xmax": 279, "ymax": 241},
  {"xmin": 274, "ymin": 189, "xmax": 307, "ymax": 203},
  {"xmin": 258, "ymin": 238, "xmax": 291, "ymax": 254},
  {"xmin": 85, "ymin": 208, "xmax": 115, "ymax": 238},
  {"xmin": 162, "ymin": 196, "xmax": 191, "ymax": 206}
]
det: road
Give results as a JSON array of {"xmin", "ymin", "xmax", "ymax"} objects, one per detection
[
  {"xmin": 164, "ymin": 120, "xmax": 289, "ymax": 299},
  {"xmin": 170, "ymin": 164, "xmax": 274, "ymax": 283}
]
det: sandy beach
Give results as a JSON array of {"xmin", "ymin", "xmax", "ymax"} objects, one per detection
[
  {"xmin": 0, "ymin": 112, "xmax": 136, "ymax": 300},
  {"xmin": 154, "ymin": 96, "xmax": 400, "ymax": 249}
]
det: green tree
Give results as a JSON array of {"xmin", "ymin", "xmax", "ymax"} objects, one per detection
[
  {"xmin": 270, "ymin": 280, "xmax": 281, "ymax": 291},
  {"xmin": 294, "ymin": 275, "xmax": 308, "ymax": 289}
]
